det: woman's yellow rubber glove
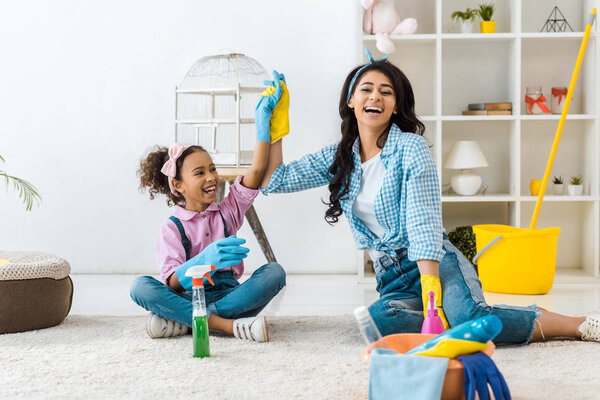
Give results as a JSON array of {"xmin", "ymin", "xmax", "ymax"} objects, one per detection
[
  {"xmin": 420, "ymin": 274, "xmax": 450, "ymax": 330},
  {"xmin": 260, "ymin": 73, "xmax": 289, "ymax": 143}
]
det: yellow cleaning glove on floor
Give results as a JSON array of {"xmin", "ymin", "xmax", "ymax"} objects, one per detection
[
  {"xmin": 421, "ymin": 274, "xmax": 450, "ymax": 330},
  {"xmin": 261, "ymin": 80, "xmax": 289, "ymax": 143}
]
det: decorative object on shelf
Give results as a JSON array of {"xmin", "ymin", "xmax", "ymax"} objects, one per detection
[
  {"xmin": 451, "ymin": 8, "xmax": 478, "ymax": 33},
  {"xmin": 445, "ymin": 141, "xmax": 489, "ymax": 196},
  {"xmin": 552, "ymin": 176, "xmax": 564, "ymax": 195},
  {"xmin": 477, "ymin": 3, "xmax": 496, "ymax": 33},
  {"xmin": 568, "ymin": 175, "xmax": 583, "ymax": 196},
  {"xmin": 1, "ymin": 154, "xmax": 41, "ymax": 211},
  {"xmin": 174, "ymin": 53, "xmax": 269, "ymax": 167},
  {"xmin": 462, "ymin": 110, "xmax": 512, "ymax": 115},
  {"xmin": 463, "ymin": 102, "xmax": 512, "ymax": 115},
  {"xmin": 529, "ymin": 179, "xmax": 543, "ymax": 196},
  {"xmin": 551, "ymin": 87, "xmax": 568, "ymax": 114},
  {"xmin": 524, "ymin": 86, "xmax": 551, "ymax": 115},
  {"xmin": 447, "ymin": 226, "xmax": 478, "ymax": 269},
  {"xmin": 540, "ymin": 6, "xmax": 574, "ymax": 32},
  {"xmin": 361, "ymin": 0, "xmax": 418, "ymax": 55}
]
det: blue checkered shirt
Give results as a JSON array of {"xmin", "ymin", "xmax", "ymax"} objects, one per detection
[{"xmin": 261, "ymin": 124, "xmax": 445, "ymax": 262}]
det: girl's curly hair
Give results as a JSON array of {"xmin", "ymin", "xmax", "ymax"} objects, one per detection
[{"xmin": 137, "ymin": 145, "xmax": 206, "ymax": 206}]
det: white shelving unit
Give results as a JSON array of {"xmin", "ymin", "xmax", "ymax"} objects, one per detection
[{"xmin": 358, "ymin": 0, "xmax": 599, "ymax": 283}]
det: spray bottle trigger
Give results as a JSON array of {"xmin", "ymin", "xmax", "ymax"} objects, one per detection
[
  {"xmin": 185, "ymin": 264, "xmax": 217, "ymax": 287},
  {"xmin": 204, "ymin": 265, "xmax": 216, "ymax": 286}
]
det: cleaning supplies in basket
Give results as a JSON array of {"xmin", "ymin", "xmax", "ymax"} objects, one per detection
[{"xmin": 407, "ymin": 315, "xmax": 502, "ymax": 358}]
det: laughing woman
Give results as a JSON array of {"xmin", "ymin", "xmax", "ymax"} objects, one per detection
[{"xmin": 259, "ymin": 51, "xmax": 600, "ymax": 345}]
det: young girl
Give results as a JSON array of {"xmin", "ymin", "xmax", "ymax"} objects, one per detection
[
  {"xmin": 130, "ymin": 74, "xmax": 287, "ymax": 341},
  {"xmin": 260, "ymin": 50, "xmax": 600, "ymax": 345}
]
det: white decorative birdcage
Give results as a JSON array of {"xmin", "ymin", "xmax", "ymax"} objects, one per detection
[{"xmin": 175, "ymin": 53, "xmax": 269, "ymax": 167}]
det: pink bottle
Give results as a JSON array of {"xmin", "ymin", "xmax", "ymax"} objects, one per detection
[{"xmin": 421, "ymin": 291, "xmax": 445, "ymax": 334}]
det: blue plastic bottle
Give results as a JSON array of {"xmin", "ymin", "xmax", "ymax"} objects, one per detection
[{"xmin": 406, "ymin": 315, "xmax": 503, "ymax": 355}]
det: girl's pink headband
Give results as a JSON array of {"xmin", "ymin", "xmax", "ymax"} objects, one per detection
[{"xmin": 160, "ymin": 143, "xmax": 192, "ymax": 196}]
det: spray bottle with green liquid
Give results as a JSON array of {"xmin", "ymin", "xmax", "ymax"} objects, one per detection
[{"xmin": 185, "ymin": 265, "xmax": 216, "ymax": 358}]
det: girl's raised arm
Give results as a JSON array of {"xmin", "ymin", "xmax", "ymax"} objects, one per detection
[
  {"xmin": 242, "ymin": 70, "xmax": 288, "ymax": 189},
  {"xmin": 242, "ymin": 141, "xmax": 269, "ymax": 189},
  {"xmin": 260, "ymin": 140, "xmax": 282, "ymax": 188}
]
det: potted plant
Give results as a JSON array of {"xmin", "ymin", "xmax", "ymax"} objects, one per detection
[
  {"xmin": 552, "ymin": 176, "xmax": 564, "ymax": 195},
  {"xmin": 568, "ymin": 175, "xmax": 583, "ymax": 196},
  {"xmin": 451, "ymin": 8, "xmax": 478, "ymax": 33},
  {"xmin": 477, "ymin": 3, "xmax": 496, "ymax": 34},
  {"xmin": 448, "ymin": 226, "xmax": 478, "ymax": 272},
  {"xmin": 1, "ymin": 154, "xmax": 41, "ymax": 210}
]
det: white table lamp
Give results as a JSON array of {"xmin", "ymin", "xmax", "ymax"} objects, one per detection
[{"xmin": 444, "ymin": 140, "xmax": 489, "ymax": 196}]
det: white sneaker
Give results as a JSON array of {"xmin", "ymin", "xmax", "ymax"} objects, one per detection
[
  {"xmin": 145, "ymin": 313, "xmax": 189, "ymax": 339},
  {"xmin": 578, "ymin": 314, "xmax": 600, "ymax": 342},
  {"xmin": 232, "ymin": 316, "xmax": 269, "ymax": 342}
]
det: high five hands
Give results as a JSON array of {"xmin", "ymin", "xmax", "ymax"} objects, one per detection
[{"xmin": 255, "ymin": 70, "xmax": 290, "ymax": 143}]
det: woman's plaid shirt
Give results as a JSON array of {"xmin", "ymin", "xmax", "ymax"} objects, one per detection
[{"xmin": 261, "ymin": 124, "xmax": 445, "ymax": 262}]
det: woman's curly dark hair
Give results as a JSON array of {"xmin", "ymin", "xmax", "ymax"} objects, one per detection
[
  {"xmin": 324, "ymin": 61, "xmax": 425, "ymax": 224},
  {"xmin": 138, "ymin": 145, "xmax": 206, "ymax": 206}
]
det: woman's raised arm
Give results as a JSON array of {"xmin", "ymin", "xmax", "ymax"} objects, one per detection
[{"xmin": 260, "ymin": 140, "xmax": 282, "ymax": 188}]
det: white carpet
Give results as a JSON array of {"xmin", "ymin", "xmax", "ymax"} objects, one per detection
[{"xmin": 0, "ymin": 315, "xmax": 598, "ymax": 399}]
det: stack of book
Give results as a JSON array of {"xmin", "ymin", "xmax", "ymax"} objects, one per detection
[{"xmin": 462, "ymin": 102, "xmax": 512, "ymax": 115}]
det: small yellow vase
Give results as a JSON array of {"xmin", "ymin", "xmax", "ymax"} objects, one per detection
[
  {"xmin": 529, "ymin": 179, "xmax": 543, "ymax": 196},
  {"xmin": 480, "ymin": 21, "xmax": 496, "ymax": 33}
]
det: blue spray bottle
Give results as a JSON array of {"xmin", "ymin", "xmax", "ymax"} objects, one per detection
[{"xmin": 185, "ymin": 265, "xmax": 216, "ymax": 358}]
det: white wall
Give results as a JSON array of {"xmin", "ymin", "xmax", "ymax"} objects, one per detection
[{"xmin": 0, "ymin": 0, "xmax": 361, "ymax": 274}]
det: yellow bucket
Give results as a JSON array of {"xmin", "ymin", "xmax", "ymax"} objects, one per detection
[{"xmin": 472, "ymin": 224, "xmax": 560, "ymax": 295}]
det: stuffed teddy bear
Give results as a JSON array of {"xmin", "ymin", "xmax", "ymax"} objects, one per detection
[{"xmin": 362, "ymin": 0, "xmax": 418, "ymax": 55}]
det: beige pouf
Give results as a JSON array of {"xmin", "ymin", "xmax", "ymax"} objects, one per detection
[{"xmin": 0, "ymin": 251, "xmax": 73, "ymax": 334}]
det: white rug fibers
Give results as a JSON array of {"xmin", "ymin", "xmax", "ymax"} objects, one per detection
[{"xmin": 0, "ymin": 315, "xmax": 599, "ymax": 399}]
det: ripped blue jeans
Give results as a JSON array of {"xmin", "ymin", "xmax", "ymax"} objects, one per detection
[{"xmin": 368, "ymin": 236, "xmax": 540, "ymax": 345}]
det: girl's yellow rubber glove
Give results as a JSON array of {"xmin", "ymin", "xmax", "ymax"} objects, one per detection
[
  {"xmin": 260, "ymin": 73, "xmax": 289, "ymax": 143},
  {"xmin": 420, "ymin": 274, "xmax": 450, "ymax": 330}
]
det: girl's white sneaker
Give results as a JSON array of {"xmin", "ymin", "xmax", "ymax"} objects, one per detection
[
  {"xmin": 579, "ymin": 314, "xmax": 600, "ymax": 342},
  {"xmin": 146, "ymin": 313, "xmax": 189, "ymax": 339},
  {"xmin": 232, "ymin": 316, "xmax": 269, "ymax": 342}
]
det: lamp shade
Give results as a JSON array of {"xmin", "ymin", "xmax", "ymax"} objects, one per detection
[{"xmin": 444, "ymin": 140, "xmax": 489, "ymax": 169}]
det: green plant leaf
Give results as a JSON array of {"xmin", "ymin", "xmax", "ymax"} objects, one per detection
[
  {"xmin": 447, "ymin": 226, "xmax": 478, "ymax": 271},
  {"xmin": 451, "ymin": 8, "xmax": 477, "ymax": 22},
  {"xmin": 1, "ymin": 171, "xmax": 42, "ymax": 211},
  {"xmin": 477, "ymin": 3, "xmax": 495, "ymax": 21},
  {"xmin": 570, "ymin": 175, "xmax": 582, "ymax": 185}
]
